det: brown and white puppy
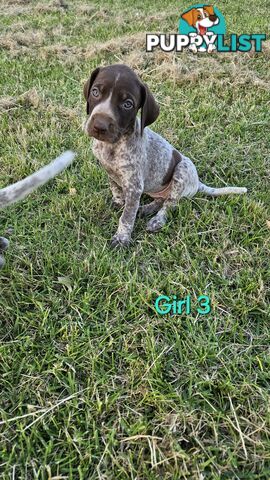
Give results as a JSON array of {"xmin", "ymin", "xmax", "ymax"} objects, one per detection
[
  {"xmin": 182, "ymin": 5, "xmax": 219, "ymax": 52},
  {"xmin": 181, "ymin": 5, "xmax": 219, "ymax": 36},
  {"xmin": 0, "ymin": 151, "xmax": 75, "ymax": 268},
  {"xmin": 83, "ymin": 64, "xmax": 247, "ymax": 248}
]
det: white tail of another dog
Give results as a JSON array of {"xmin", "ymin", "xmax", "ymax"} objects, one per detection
[
  {"xmin": 0, "ymin": 151, "xmax": 75, "ymax": 209},
  {"xmin": 199, "ymin": 182, "xmax": 247, "ymax": 197}
]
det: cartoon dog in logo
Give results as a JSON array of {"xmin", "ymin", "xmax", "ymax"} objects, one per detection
[{"xmin": 181, "ymin": 5, "xmax": 219, "ymax": 52}]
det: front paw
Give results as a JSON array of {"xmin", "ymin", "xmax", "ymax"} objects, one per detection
[
  {"xmin": 146, "ymin": 215, "xmax": 166, "ymax": 232},
  {"xmin": 110, "ymin": 233, "xmax": 131, "ymax": 249}
]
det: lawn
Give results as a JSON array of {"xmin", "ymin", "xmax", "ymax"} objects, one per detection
[{"xmin": 0, "ymin": 0, "xmax": 269, "ymax": 478}]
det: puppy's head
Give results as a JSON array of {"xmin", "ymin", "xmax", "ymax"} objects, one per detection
[
  {"xmin": 83, "ymin": 64, "xmax": 159, "ymax": 143},
  {"xmin": 181, "ymin": 5, "xmax": 219, "ymax": 34}
]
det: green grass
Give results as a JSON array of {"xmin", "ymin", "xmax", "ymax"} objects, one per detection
[{"xmin": 0, "ymin": 0, "xmax": 269, "ymax": 478}]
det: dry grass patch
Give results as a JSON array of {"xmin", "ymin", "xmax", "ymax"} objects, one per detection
[
  {"xmin": 77, "ymin": 4, "xmax": 109, "ymax": 19},
  {"xmin": 13, "ymin": 30, "xmax": 45, "ymax": 47},
  {"xmin": 37, "ymin": 32, "xmax": 270, "ymax": 90},
  {"xmin": 35, "ymin": 0, "xmax": 69, "ymax": 13},
  {"xmin": 0, "ymin": 30, "xmax": 45, "ymax": 53},
  {"xmin": 3, "ymin": 0, "xmax": 31, "ymax": 3},
  {"xmin": 0, "ymin": 89, "xmax": 41, "ymax": 112},
  {"xmin": 77, "ymin": 4, "xmax": 97, "ymax": 15},
  {"xmin": 3, "ymin": 20, "xmax": 29, "ymax": 33},
  {"xmin": 112, "ymin": 10, "xmax": 176, "ymax": 27},
  {"xmin": 88, "ymin": 31, "xmax": 146, "ymax": 58},
  {"xmin": 0, "ymin": 88, "xmax": 79, "ymax": 121},
  {"xmin": 262, "ymin": 39, "xmax": 270, "ymax": 56},
  {"xmin": 124, "ymin": 48, "xmax": 269, "ymax": 89},
  {"xmin": 40, "ymin": 32, "xmax": 146, "ymax": 61},
  {"xmin": 0, "ymin": 0, "xmax": 70, "ymax": 16},
  {"xmin": 0, "ymin": 4, "xmax": 30, "ymax": 16}
]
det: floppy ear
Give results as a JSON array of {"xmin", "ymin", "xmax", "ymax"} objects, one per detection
[
  {"xmin": 181, "ymin": 8, "xmax": 196, "ymax": 27},
  {"xmin": 140, "ymin": 83, "xmax": 159, "ymax": 135},
  {"xmin": 203, "ymin": 5, "xmax": 215, "ymax": 16},
  {"xmin": 84, "ymin": 67, "xmax": 100, "ymax": 114}
]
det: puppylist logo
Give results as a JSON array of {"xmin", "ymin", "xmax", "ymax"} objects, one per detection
[
  {"xmin": 146, "ymin": 4, "xmax": 266, "ymax": 54},
  {"xmin": 179, "ymin": 4, "xmax": 225, "ymax": 53}
]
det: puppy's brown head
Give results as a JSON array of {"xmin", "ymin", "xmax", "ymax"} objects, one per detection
[
  {"xmin": 83, "ymin": 64, "xmax": 159, "ymax": 143},
  {"xmin": 181, "ymin": 5, "xmax": 218, "ymax": 30}
]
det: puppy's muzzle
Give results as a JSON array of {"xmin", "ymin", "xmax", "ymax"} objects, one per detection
[{"xmin": 87, "ymin": 114, "xmax": 118, "ymax": 143}]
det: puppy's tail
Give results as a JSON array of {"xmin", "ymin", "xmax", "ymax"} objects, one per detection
[
  {"xmin": 0, "ymin": 150, "xmax": 75, "ymax": 209},
  {"xmin": 198, "ymin": 182, "xmax": 247, "ymax": 197}
]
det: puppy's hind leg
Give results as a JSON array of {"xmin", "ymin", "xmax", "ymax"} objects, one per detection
[
  {"xmin": 139, "ymin": 199, "xmax": 164, "ymax": 217},
  {"xmin": 146, "ymin": 156, "xmax": 199, "ymax": 233},
  {"xmin": 146, "ymin": 177, "xmax": 185, "ymax": 233}
]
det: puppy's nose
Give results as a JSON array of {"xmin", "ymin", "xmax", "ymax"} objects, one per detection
[
  {"xmin": 93, "ymin": 118, "xmax": 109, "ymax": 135},
  {"xmin": 92, "ymin": 116, "xmax": 114, "ymax": 135},
  {"xmin": 209, "ymin": 14, "xmax": 217, "ymax": 21}
]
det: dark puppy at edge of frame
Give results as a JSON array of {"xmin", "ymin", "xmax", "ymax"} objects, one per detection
[
  {"xmin": 0, "ymin": 151, "xmax": 75, "ymax": 268},
  {"xmin": 83, "ymin": 64, "xmax": 247, "ymax": 248}
]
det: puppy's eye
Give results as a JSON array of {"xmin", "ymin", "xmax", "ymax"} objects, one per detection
[
  {"xmin": 122, "ymin": 99, "xmax": 134, "ymax": 109},
  {"xmin": 198, "ymin": 15, "xmax": 202, "ymax": 19},
  {"xmin": 91, "ymin": 87, "xmax": 100, "ymax": 98}
]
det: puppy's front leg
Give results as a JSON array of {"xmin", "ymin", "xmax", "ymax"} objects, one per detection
[
  {"xmin": 109, "ymin": 178, "xmax": 125, "ymax": 209},
  {"xmin": 111, "ymin": 183, "xmax": 143, "ymax": 248}
]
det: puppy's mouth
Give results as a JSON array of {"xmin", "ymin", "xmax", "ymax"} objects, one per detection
[
  {"xmin": 198, "ymin": 25, "xmax": 207, "ymax": 35},
  {"xmin": 197, "ymin": 16, "xmax": 218, "ymax": 34},
  {"xmin": 88, "ymin": 128, "xmax": 120, "ymax": 144}
]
